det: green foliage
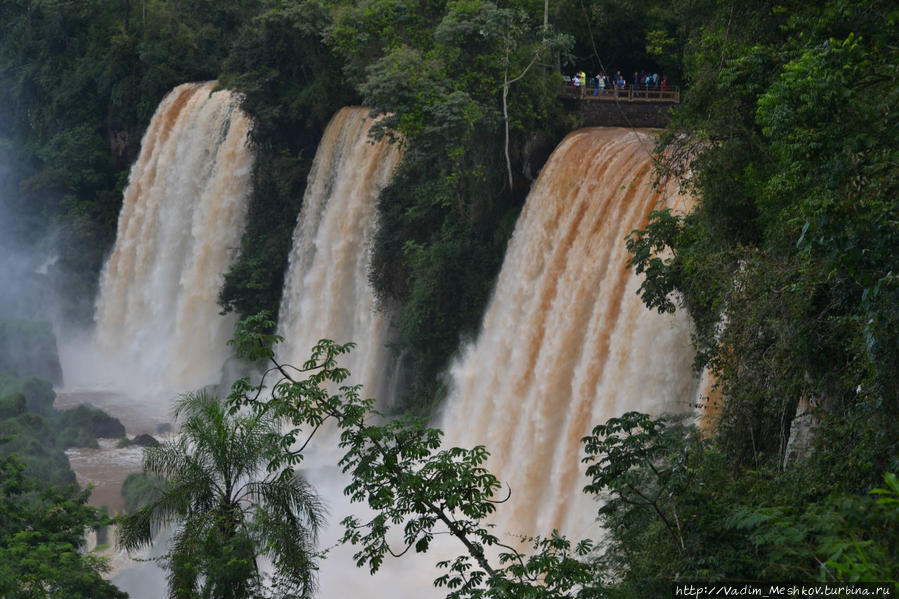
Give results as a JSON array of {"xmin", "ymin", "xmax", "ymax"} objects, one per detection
[
  {"xmin": 117, "ymin": 391, "xmax": 325, "ymax": 599},
  {"xmin": 0, "ymin": 371, "xmax": 78, "ymax": 485},
  {"xmin": 0, "ymin": 448, "xmax": 125, "ymax": 598},
  {"xmin": 217, "ymin": 0, "xmax": 357, "ymax": 319},
  {"xmin": 797, "ymin": 398, "xmax": 899, "ymax": 501},
  {"xmin": 729, "ymin": 472, "xmax": 899, "ymax": 583},
  {"xmin": 0, "ymin": 369, "xmax": 129, "ymax": 489},
  {"xmin": 582, "ymin": 412, "xmax": 899, "ymax": 593},
  {"xmin": 326, "ymin": 0, "xmax": 443, "ymax": 77},
  {"xmin": 0, "ymin": 0, "xmax": 262, "ymax": 323},
  {"xmin": 0, "ymin": 394, "xmax": 26, "ymax": 420},
  {"xmin": 625, "ymin": 209, "xmax": 688, "ymax": 315},
  {"xmin": 551, "ymin": 0, "xmax": 703, "ymax": 82},
  {"xmin": 54, "ymin": 404, "xmax": 126, "ymax": 448},
  {"xmin": 631, "ymin": 0, "xmax": 899, "ymax": 467},
  {"xmin": 582, "ymin": 412, "xmax": 732, "ymax": 588},
  {"xmin": 0, "ymin": 409, "xmax": 74, "ymax": 487},
  {"xmin": 583, "ymin": 412, "xmax": 691, "ymax": 512},
  {"xmin": 0, "ymin": 371, "xmax": 56, "ymax": 418},
  {"xmin": 619, "ymin": 8, "xmax": 899, "ymax": 591},
  {"xmin": 392, "ymin": 233, "xmax": 505, "ymax": 411},
  {"xmin": 228, "ymin": 310, "xmax": 282, "ymax": 363}
]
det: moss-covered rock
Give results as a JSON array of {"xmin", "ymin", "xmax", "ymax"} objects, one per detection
[{"xmin": 54, "ymin": 404, "xmax": 126, "ymax": 445}]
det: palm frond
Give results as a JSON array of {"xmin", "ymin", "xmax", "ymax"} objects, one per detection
[
  {"xmin": 124, "ymin": 390, "xmax": 325, "ymax": 597},
  {"xmin": 244, "ymin": 472, "xmax": 327, "ymax": 542}
]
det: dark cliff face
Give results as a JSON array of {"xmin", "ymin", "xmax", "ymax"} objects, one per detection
[
  {"xmin": 560, "ymin": 96, "xmax": 675, "ymax": 129},
  {"xmin": 0, "ymin": 319, "xmax": 63, "ymax": 386}
]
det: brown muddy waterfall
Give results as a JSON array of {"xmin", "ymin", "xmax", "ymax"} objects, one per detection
[
  {"xmin": 442, "ymin": 127, "xmax": 698, "ymax": 540},
  {"xmin": 92, "ymin": 82, "xmax": 253, "ymax": 395},
  {"xmin": 277, "ymin": 107, "xmax": 402, "ymax": 397},
  {"xmin": 58, "ymin": 82, "xmax": 255, "ymax": 595},
  {"xmin": 299, "ymin": 125, "xmax": 699, "ymax": 596},
  {"xmin": 76, "ymin": 100, "xmax": 698, "ymax": 595}
]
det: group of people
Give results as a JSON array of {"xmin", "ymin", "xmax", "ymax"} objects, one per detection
[
  {"xmin": 629, "ymin": 71, "xmax": 668, "ymax": 90},
  {"xmin": 570, "ymin": 70, "xmax": 669, "ymax": 97}
]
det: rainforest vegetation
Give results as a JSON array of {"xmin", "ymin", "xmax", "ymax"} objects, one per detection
[
  {"xmin": 0, "ymin": 0, "xmax": 896, "ymax": 597},
  {"xmin": 0, "ymin": 322, "xmax": 128, "ymax": 597}
]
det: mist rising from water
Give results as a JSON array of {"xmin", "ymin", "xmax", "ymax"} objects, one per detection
[{"xmin": 0, "ymin": 128, "xmax": 58, "ymax": 324}]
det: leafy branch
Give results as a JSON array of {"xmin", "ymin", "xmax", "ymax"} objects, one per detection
[{"xmin": 227, "ymin": 313, "xmax": 600, "ymax": 597}]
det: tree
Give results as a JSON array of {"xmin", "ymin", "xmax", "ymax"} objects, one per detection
[
  {"xmin": 729, "ymin": 472, "xmax": 899, "ymax": 585},
  {"xmin": 628, "ymin": 0, "xmax": 899, "ymax": 467},
  {"xmin": 228, "ymin": 313, "xmax": 599, "ymax": 598},
  {"xmin": 227, "ymin": 314, "xmax": 899, "ymax": 597},
  {"xmin": 117, "ymin": 391, "xmax": 325, "ymax": 599},
  {"xmin": 582, "ymin": 412, "xmax": 899, "ymax": 592},
  {"xmin": 0, "ymin": 447, "xmax": 125, "ymax": 599}
]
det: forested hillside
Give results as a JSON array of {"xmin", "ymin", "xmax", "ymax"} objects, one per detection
[{"xmin": 0, "ymin": 0, "xmax": 896, "ymax": 596}]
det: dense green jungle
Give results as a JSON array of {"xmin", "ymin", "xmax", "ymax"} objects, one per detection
[{"xmin": 0, "ymin": 0, "xmax": 896, "ymax": 597}]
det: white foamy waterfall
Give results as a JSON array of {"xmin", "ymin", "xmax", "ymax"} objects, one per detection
[{"xmin": 275, "ymin": 107, "xmax": 444, "ymax": 597}]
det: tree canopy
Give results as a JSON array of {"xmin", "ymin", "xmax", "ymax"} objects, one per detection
[
  {"xmin": 628, "ymin": 0, "xmax": 898, "ymax": 467},
  {"xmin": 0, "ymin": 448, "xmax": 125, "ymax": 599},
  {"xmin": 118, "ymin": 391, "xmax": 325, "ymax": 599}
]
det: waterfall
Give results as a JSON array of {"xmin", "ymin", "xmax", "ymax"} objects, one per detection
[
  {"xmin": 277, "ymin": 107, "xmax": 402, "ymax": 399},
  {"xmin": 92, "ymin": 82, "xmax": 253, "ymax": 395},
  {"xmin": 441, "ymin": 127, "xmax": 699, "ymax": 540},
  {"xmin": 275, "ymin": 107, "xmax": 434, "ymax": 596}
]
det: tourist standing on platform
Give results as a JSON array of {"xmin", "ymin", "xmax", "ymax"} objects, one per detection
[{"xmin": 595, "ymin": 72, "xmax": 606, "ymax": 96}]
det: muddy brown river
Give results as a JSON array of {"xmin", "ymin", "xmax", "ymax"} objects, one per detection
[{"xmin": 55, "ymin": 390, "xmax": 175, "ymax": 513}]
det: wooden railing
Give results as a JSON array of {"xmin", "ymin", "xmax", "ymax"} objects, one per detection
[{"xmin": 560, "ymin": 85, "xmax": 680, "ymax": 103}]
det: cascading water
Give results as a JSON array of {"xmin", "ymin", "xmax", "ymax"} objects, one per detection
[
  {"xmin": 441, "ymin": 127, "xmax": 699, "ymax": 542},
  {"xmin": 50, "ymin": 81, "xmax": 255, "ymax": 596},
  {"xmin": 291, "ymin": 125, "xmax": 698, "ymax": 597},
  {"xmin": 91, "ymin": 81, "xmax": 253, "ymax": 396},
  {"xmin": 277, "ymin": 106, "xmax": 402, "ymax": 398},
  {"xmin": 273, "ymin": 106, "xmax": 433, "ymax": 595},
  {"xmin": 76, "ymin": 105, "xmax": 698, "ymax": 596}
]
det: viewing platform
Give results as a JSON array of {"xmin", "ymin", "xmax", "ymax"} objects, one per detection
[
  {"xmin": 559, "ymin": 84, "xmax": 680, "ymax": 129},
  {"xmin": 560, "ymin": 84, "xmax": 680, "ymax": 103}
]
